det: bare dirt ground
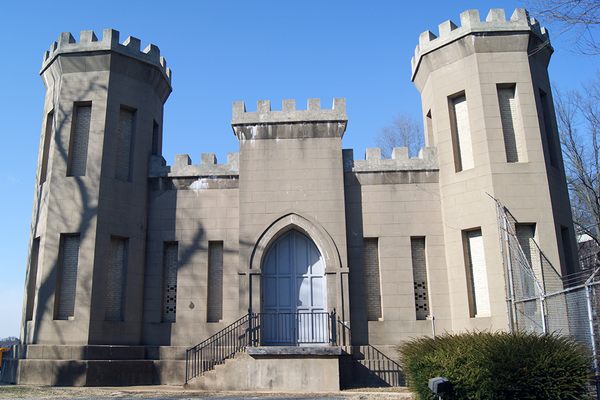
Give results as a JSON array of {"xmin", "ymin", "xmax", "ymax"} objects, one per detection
[{"xmin": 0, "ymin": 385, "xmax": 414, "ymax": 399}]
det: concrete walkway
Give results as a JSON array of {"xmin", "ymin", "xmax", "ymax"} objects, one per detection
[{"xmin": 0, "ymin": 385, "xmax": 415, "ymax": 399}]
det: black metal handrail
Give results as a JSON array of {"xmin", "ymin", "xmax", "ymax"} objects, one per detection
[
  {"xmin": 185, "ymin": 310, "xmax": 337, "ymax": 384},
  {"xmin": 257, "ymin": 311, "xmax": 337, "ymax": 346},
  {"xmin": 185, "ymin": 312, "xmax": 257, "ymax": 383}
]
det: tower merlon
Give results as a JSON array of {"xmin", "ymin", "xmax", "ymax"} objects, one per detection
[
  {"xmin": 231, "ymin": 98, "xmax": 347, "ymax": 125},
  {"xmin": 41, "ymin": 29, "xmax": 172, "ymax": 86},
  {"xmin": 411, "ymin": 8, "xmax": 551, "ymax": 80}
]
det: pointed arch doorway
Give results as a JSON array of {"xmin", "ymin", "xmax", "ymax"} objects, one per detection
[{"xmin": 261, "ymin": 229, "xmax": 328, "ymax": 345}]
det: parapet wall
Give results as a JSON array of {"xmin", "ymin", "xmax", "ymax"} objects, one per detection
[
  {"xmin": 346, "ymin": 147, "xmax": 438, "ymax": 172},
  {"xmin": 231, "ymin": 98, "xmax": 347, "ymax": 125},
  {"xmin": 411, "ymin": 8, "xmax": 550, "ymax": 79},
  {"xmin": 41, "ymin": 29, "xmax": 171, "ymax": 85},
  {"xmin": 149, "ymin": 153, "xmax": 239, "ymax": 178}
]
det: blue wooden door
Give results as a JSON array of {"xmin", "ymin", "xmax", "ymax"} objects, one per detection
[{"xmin": 261, "ymin": 230, "xmax": 327, "ymax": 345}]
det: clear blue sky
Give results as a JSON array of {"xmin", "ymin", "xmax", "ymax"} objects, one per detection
[{"xmin": 0, "ymin": 0, "xmax": 596, "ymax": 339}]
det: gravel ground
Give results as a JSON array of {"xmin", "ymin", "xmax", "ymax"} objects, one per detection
[{"xmin": 0, "ymin": 385, "xmax": 414, "ymax": 400}]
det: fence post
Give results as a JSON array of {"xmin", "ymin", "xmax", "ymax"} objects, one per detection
[
  {"xmin": 585, "ymin": 284, "xmax": 600, "ymax": 399},
  {"xmin": 540, "ymin": 295, "xmax": 548, "ymax": 334},
  {"xmin": 501, "ymin": 210, "xmax": 518, "ymax": 332}
]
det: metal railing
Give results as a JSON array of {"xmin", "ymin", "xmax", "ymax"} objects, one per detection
[
  {"xmin": 257, "ymin": 311, "xmax": 337, "ymax": 346},
  {"xmin": 185, "ymin": 310, "xmax": 337, "ymax": 384},
  {"xmin": 185, "ymin": 313, "xmax": 257, "ymax": 383}
]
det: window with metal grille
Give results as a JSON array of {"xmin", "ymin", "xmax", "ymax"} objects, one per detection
[
  {"xmin": 25, "ymin": 237, "xmax": 40, "ymax": 321},
  {"xmin": 67, "ymin": 104, "xmax": 91, "ymax": 177},
  {"xmin": 40, "ymin": 111, "xmax": 54, "ymax": 185},
  {"xmin": 449, "ymin": 93, "xmax": 474, "ymax": 172},
  {"xmin": 363, "ymin": 238, "xmax": 382, "ymax": 321},
  {"xmin": 115, "ymin": 107, "xmax": 135, "ymax": 181},
  {"xmin": 411, "ymin": 237, "xmax": 429, "ymax": 320},
  {"xmin": 105, "ymin": 236, "xmax": 128, "ymax": 321},
  {"xmin": 207, "ymin": 241, "xmax": 224, "ymax": 323},
  {"xmin": 498, "ymin": 84, "xmax": 527, "ymax": 163},
  {"xmin": 464, "ymin": 229, "xmax": 490, "ymax": 317},
  {"xmin": 54, "ymin": 234, "xmax": 80, "ymax": 320},
  {"xmin": 162, "ymin": 242, "xmax": 178, "ymax": 323}
]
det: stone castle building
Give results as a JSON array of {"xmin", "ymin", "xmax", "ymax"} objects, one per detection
[{"xmin": 2, "ymin": 8, "xmax": 577, "ymax": 390}]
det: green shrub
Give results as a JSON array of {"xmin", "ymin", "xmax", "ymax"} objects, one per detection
[{"xmin": 398, "ymin": 331, "xmax": 591, "ymax": 400}]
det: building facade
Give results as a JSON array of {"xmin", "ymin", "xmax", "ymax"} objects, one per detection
[{"xmin": 2, "ymin": 8, "xmax": 578, "ymax": 389}]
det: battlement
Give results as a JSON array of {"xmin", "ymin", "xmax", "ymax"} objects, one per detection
[
  {"xmin": 149, "ymin": 153, "xmax": 239, "ymax": 178},
  {"xmin": 411, "ymin": 8, "xmax": 551, "ymax": 79},
  {"xmin": 231, "ymin": 98, "xmax": 347, "ymax": 125},
  {"xmin": 41, "ymin": 29, "xmax": 171, "ymax": 86},
  {"xmin": 348, "ymin": 147, "xmax": 438, "ymax": 172}
]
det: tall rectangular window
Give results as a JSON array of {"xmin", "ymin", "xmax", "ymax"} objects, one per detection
[
  {"xmin": 162, "ymin": 242, "xmax": 178, "ymax": 323},
  {"xmin": 105, "ymin": 236, "xmax": 128, "ymax": 321},
  {"xmin": 449, "ymin": 93, "xmax": 474, "ymax": 171},
  {"xmin": 152, "ymin": 120, "xmax": 160, "ymax": 156},
  {"xmin": 40, "ymin": 111, "xmax": 54, "ymax": 185},
  {"xmin": 25, "ymin": 238, "xmax": 41, "ymax": 321},
  {"xmin": 561, "ymin": 226, "xmax": 575, "ymax": 274},
  {"xmin": 54, "ymin": 234, "xmax": 80, "ymax": 320},
  {"xmin": 411, "ymin": 237, "xmax": 429, "ymax": 320},
  {"xmin": 539, "ymin": 89, "xmax": 558, "ymax": 167},
  {"xmin": 67, "ymin": 104, "xmax": 91, "ymax": 177},
  {"xmin": 516, "ymin": 223, "xmax": 540, "ymax": 280},
  {"xmin": 363, "ymin": 238, "xmax": 382, "ymax": 321},
  {"xmin": 498, "ymin": 84, "xmax": 527, "ymax": 163},
  {"xmin": 207, "ymin": 241, "xmax": 224, "ymax": 323},
  {"xmin": 463, "ymin": 229, "xmax": 490, "ymax": 318},
  {"xmin": 115, "ymin": 107, "xmax": 135, "ymax": 181}
]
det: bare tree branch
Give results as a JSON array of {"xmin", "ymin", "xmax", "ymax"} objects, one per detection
[
  {"xmin": 528, "ymin": 0, "xmax": 600, "ymax": 54},
  {"xmin": 376, "ymin": 115, "xmax": 424, "ymax": 158},
  {"xmin": 555, "ymin": 83, "xmax": 600, "ymax": 247}
]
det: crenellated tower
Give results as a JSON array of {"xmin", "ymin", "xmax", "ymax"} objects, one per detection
[
  {"xmin": 22, "ymin": 29, "xmax": 171, "ymax": 345},
  {"xmin": 412, "ymin": 9, "xmax": 576, "ymax": 331}
]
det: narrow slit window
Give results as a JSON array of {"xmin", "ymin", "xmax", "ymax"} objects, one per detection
[
  {"xmin": 54, "ymin": 234, "xmax": 80, "ymax": 320},
  {"xmin": 411, "ymin": 237, "xmax": 429, "ymax": 320},
  {"xmin": 449, "ymin": 93, "xmax": 474, "ymax": 171},
  {"xmin": 67, "ymin": 104, "xmax": 91, "ymax": 177},
  {"xmin": 363, "ymin": 238, "xmax": 382, "ymax": 321},
  {"xmin": 561, "ymin": 226, "xmax": 575, "ymax": 274},
  {"xmin": 498, "ymin": 84, "xmax": 526, "ymax": 162},
  {"xmin": 115, "ymin": 107, "xmax": 135, "ymax": 181},
  {"xmin": 105, "ymin": 236, "xmax": 128, "ymax": 321},
  {"xmin": 539, "ymin": 89, "xmax": 558, "ymax": 167},
  {"xmin": 152, "ymin": 120, "xmax": 160, "ymax": 156},
  {"xmin": 207, "ymin": 241, "xmax": 224, "ymax": 323},
  {"xmin": 25, "ymin": 237, "xmax": 41, "ymax": 321},
  {"xmin": 40, "ymin": 111, "xmax": 54, "ymax": 185},
  {"xmin": 464, "ymin": 229, "xmax": 490, "ymax": 318},
  {"xmin": 162, "ymin": 242, "xmax": 178, "ymax": 323},
  {"xmin": 425, "ymin": 109, "xmax": 433, "ymax": 146}
]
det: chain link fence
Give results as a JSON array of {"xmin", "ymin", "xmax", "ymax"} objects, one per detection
[{"xmin": 493, "ymin": 197, "xmax": 600, "ymax": 397}]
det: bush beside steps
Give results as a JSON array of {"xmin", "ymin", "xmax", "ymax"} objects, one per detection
[{"xmin": 398, "ymin": 331, "xmax": 591, "ymax": 400}]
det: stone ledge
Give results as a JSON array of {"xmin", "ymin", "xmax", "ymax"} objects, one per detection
[{"xmin": 246, "ymin": 346, "xmax": 342, "ymax": 357}]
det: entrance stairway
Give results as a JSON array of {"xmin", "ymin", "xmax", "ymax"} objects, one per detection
[{"xmin": 184, "ymin": 311, "xmax": 404, "ymax": 389}]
